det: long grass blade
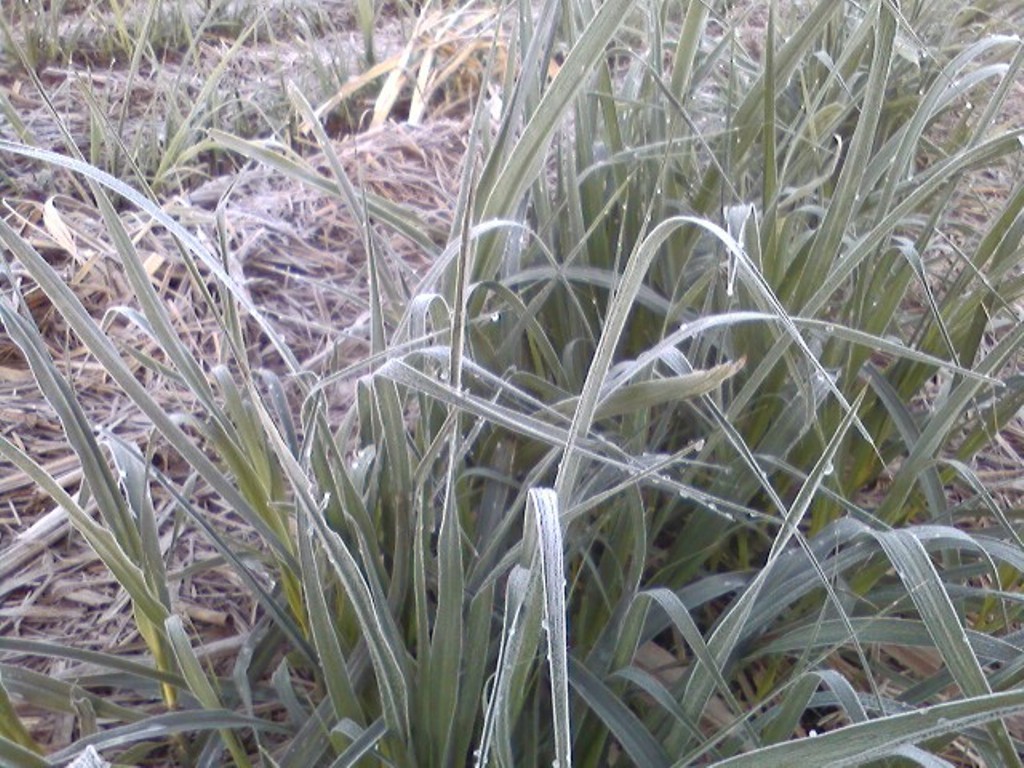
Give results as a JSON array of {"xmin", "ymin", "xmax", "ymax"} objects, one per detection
[
  {"xmin": 530, "ymin": 488, "xmax": 571, "ymax": 768},
  {"xmin": 709, "ymin": 689, "xmax": 1024, "ymax": 768}
]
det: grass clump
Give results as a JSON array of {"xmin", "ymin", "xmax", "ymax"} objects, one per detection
[{"xmin": 2, "ymin": 0, "xmax": 1024, "ymax": 765}]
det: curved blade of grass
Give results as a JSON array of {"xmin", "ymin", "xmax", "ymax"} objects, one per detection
[
  {"xmin": 0, "ymin": 639, "xmax": 185, "ymax": 688},
  {"xmin": 941, "ymin": 458, "xmax": 1024, "ymax": 552},
  {"xmin": 45, "ymin": 710, "xmax": 289, "ymax": 764},
  {"xmin": 765, "ymin": 673, "xmax": 953, "ymax": 767},
  {"xmin": 873, "ymin": 35, "xmax": 1018, "ymax": 230},
  {"xmin": 617, "ymin": 311, "xmax": 995, "ymax": 392},
  {"xmin": 709, "ymin": 688, "xmax": 1024, "ymax": 768},
  {"xmin": 555, "ymin": 214, "xmax": 866, "ymax": 513},
  {"xmin": 759, "ymin": 673, "xmax": 825, "ymax": 746},
  {"xmin": 568, "ymin": 656, "xmax": 670, "ymax": 768},
  {"xmin": 611, "ymin": 666, "xmax": 701, "ymax": 744},
  {"xmin": 327, "ymin": 718, "xmax": 388, "ymax": 768},
  {"xmin": 0, "ymin": 664, "xmax": 144, "ymax": 723},
  {"xmin": 0, "ymin": 670, "xmax": 41, "ymax": 756},
  {"xmin": 871, "ymin": 530, "xmax": 1018, "ymax": 766},
  {"xmin": 0, "ymin": 736, "xmax": 47, "ymax": 768},
  {"xmin": 551, "ymin": 359, "xmax": 745, "ymax": 420},
  {"xmin": 761, "ymin": 614, "xmax": 1023, "ymax": 665}
]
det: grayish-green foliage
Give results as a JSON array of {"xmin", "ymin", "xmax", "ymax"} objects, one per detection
[{"xmin": 2, "ymin": 0, "xmax": 1024, "ymax": 765}]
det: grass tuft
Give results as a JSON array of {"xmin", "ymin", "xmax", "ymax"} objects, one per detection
[{"xmin": 2, "ymin": 0, "xmax": 1024, "ymax": 765}]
